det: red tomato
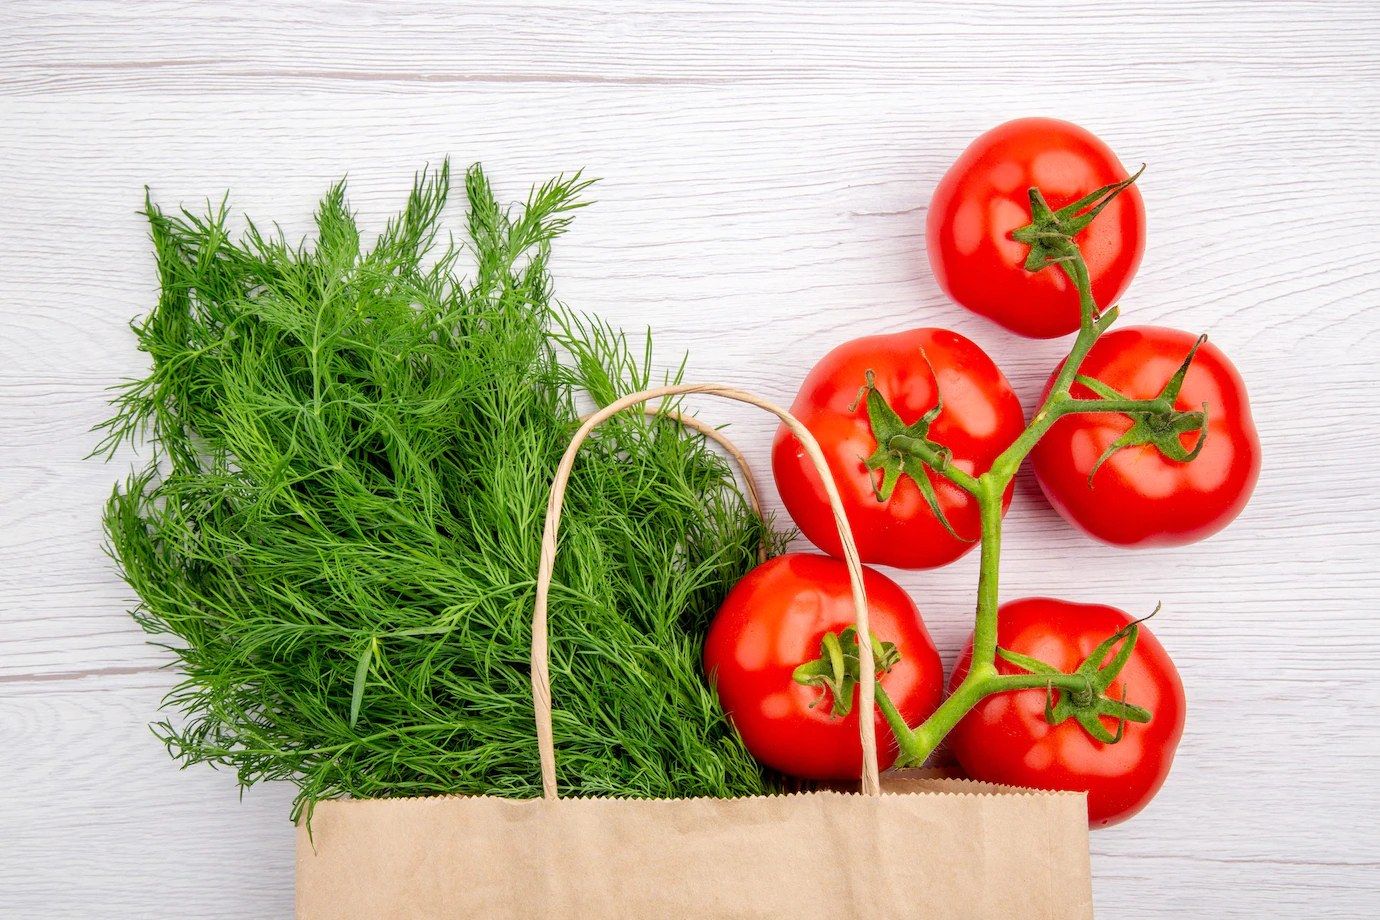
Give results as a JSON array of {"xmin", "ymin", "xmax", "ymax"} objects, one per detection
[
  {"xmin": 1032, "ymin": 326, "xmax": 1261, "ymax": 547},
  {"xmin": 703, "ymin": 553, "xmax": 944, "ymax": 780},
  {"xmin": 771, "ymin": 328, "xmax": 1025, "ymax": 569},
  {"xmin": 927, "ymin": 118, "xmax": 1146, "ymax": 339},
  {"xmin": 948, "ymin": 598, "xmax": 1186, "ymax": 828}
]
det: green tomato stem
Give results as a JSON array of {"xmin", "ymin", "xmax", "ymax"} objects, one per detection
[
  {"xmin": 874, "ymin": 683, "xmax": 926, "ymax": 765},
  {"xmin": 1061, "ymin": 396, "xmax": 1172, "ymax": 416},
  {"xmin": 990, "ymin": 390, "xmax": 1173, "ymax": 484},
  {"xmin": 970, "ymin": 478, "xmax": 1006, "ymax": 668},
  {"xmin": 895, "ymin": 242, "xmax": 1129, "ymax": 767},
  {"xmin": 988, "ymin": 312, "xmax": 1108, "ymax": 483},
  {"xmin": 901, "ymin": 669, "xmax": 1102, "ymax": 767},
  {"xmin": 886, "ymin": 435, "xmax": 982, "ymax": 495},
  {"xmin": 986, "ymin": 672, "xmax": 1098, "ymax": 694}
]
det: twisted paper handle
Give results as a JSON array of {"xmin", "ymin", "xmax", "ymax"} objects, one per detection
[{"xmin": 532, "ymin": 384, "xmax": 880, "ymax": 798}]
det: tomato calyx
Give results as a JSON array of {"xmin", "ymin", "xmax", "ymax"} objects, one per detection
[
  {"xmin": 1011, "ymin": 164, "xmax": 1146, "ymax": 278},
  {"xmin": 996, "ymin": 607, "xmax": 1158, "ymax": 744},
  {"xmin": 849, "ymin": 363, "xmax": 972, "ymax": 543},
  {"xmin": 792, "ymin": 626, "xmax": 902, "ymax": 719},
  {"xmin": 1077, "ymin": 334, "xmax": 1211, "ymax": 487}
]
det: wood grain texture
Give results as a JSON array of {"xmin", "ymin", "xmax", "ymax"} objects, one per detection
[{"xmin": 2, "ymin": 1, "xmax": 1378, "ymax": 916}]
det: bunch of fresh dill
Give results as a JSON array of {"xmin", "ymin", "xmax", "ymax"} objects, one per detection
[{"xmin": 97, "ymin": 161, "xmax": 784, "ymax": 819}]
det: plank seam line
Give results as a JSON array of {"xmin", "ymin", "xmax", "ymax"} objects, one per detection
[{"xmin": 0, "ymin": 665, "xmax": 162, "ymax": 685}]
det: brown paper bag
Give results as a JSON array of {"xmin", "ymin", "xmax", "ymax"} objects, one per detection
[
  {"xmin": 295, "ymin": 385, "xmax": 1095, "ymax": 919},
  {"xmin": 296, "ymin": 780, "xmax": 1091, "ymax": 919}
]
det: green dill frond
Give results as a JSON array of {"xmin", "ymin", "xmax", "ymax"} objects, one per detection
[{"xmin": 101, "ymin": 161, "xmax": 782, "ymax": 821}]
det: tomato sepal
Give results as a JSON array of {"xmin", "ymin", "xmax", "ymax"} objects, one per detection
[
  {"xmin": 792, "ymin": 625, "xmax": 902, "ymax": 720},
  {"xmin": 1077, "ymin": 334, "xmax": 1212, "ymax": 487},
  {"xmin": 996, "ymin": 607, "xmax": 1158, "ymax": 745},
  {"xmin": 1011, "ymin": 164, "xmax": 1146, "ymax": 276},
  {"xmin": 851, "ymin": 363, "xmax": 973, "ymax": 544}
]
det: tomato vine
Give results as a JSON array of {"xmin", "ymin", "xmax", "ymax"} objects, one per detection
[{"xmin": 802, "ymin": 169, "xmax": 1209, "ymax": 770}]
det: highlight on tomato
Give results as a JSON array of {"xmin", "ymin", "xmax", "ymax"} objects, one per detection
[
  {"xmin": 946, "ymin": 597, "xmax": 1186, "ymax": 828},
  {"xmin": 1032, "ymin": 326, "xmax": 1262, "ymax": 547},
  {"xmin": 927, "ymin": 117, "xmax": 1146, "ymax": 339},
  {"xmin": 771, "ymin": 328, "xmax": 1025, "ymax": 570},
  {"xmin": 702, "ymin": 553, "xmax": 944, "ymax": 780}
]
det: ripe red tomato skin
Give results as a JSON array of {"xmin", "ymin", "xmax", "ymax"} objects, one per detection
[
  {"xmin": 1031, "ymin": 326, "xmax": 1262, "ymax": 547},
  {"xmin": 771, "ymin": 328, "xmax": 1026, "ymax": 570},
  {"xmin": 947, "ymin": 598, "xmax": 1186, "ymax": 828},
  {"xmin": 703, "ymin": 553, "xmax": 944, "ymax": 780},
  {"xmin": 927, "ymin": 118, "xmax": 1146, "ymax": 339}
]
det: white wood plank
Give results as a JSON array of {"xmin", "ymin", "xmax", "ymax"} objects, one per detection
[
  {"xmin": 2, "ymin": 0, "xmax": 1379, "ymax": 95},
  {"xmin": 1, "ymin": 672, "xmax": 297, "ymax": 919}
]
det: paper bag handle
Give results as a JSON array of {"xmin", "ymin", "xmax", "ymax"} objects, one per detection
[{"xmin": 532, "ymin": 384, "xmax": 882, "ymax": 800}]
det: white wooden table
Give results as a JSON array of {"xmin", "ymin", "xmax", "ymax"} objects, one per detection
[{"xmin": 3, "ymin": 2, "xmax": 1378, "ymax": 916}]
